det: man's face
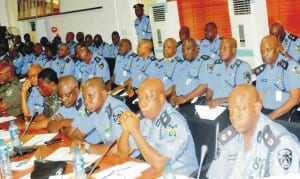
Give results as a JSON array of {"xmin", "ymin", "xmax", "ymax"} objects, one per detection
[
  {"xmin": 182, "ymin": 41, "xmax": 197, "ymax": 61},
  {"xmin": 38, "ymin": 78, "xmax": 54, "ymax": 97},
  {"xmin": 66, "ymin": 33, "xmax": 74, "ymax": 43},
  {"xmin": 163, "ymin": 40, "xmax": 176, "ymax": 58},
  {"xmin": 112, "ymin": 34, "xmax": 120, "ymax": 45},
  {"xmin": 260, "ymin": 40, "xmax": 279, "ymax": 65},
  {"xmin": 27, "ymin": 68, "xmax": 41, "ymax": 86},
  {"xmin": 58, "ymin": 45, "xmax": 69, "ymax": 58},
  {"xmin": 85, "ymin": 36, "xmax": 93, "ymax": 47},
  {"xmin": 137, "ymin": 87, "xmax": 162, "ymax": 119},
  {"xmin": 33, "ymin": 45, "xmax": 43, "ymax": 57},
  {"xmin": 83, "ymin": 85, "xmax": 105, "ymax": 113},
  {"xmin": 118, "ymin": 41, "xmax": 130, "ymax": 56},
  {"xmin": 0, "ymin": 69, "xmax": 10, "ymax": 85},
  {"xmin": 220, "ymin": 40, "xmax": 235, "ymax": 61},
  {"xmin": 204, "ymin": 24, "xmax": 216, "ymax": 41},
  {"xmin": 135, "ymin": 6, "xmax": 143, "ymax": 18},
  {"xmin": 58, "ymin": 85, "xmax": 78, "ymax": 108}
]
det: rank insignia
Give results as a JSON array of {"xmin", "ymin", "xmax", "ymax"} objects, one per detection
[
  {"xmin": 207, "ymin": 64, "xmax": 213, "ymax": 73},
  {"xmin": 253, "ymin": 64, "xmax": 266, "ymax": 76},
  {"xmin": 99, "ymin": 62, "xmax": 104, "ymax": 69},
  {"xmin": 243, "ymin": 71, "xmax": 251, "ymax": 83},
  {"xmin": 113, "ymin": 111, "xmax": 123, "ymax": 124},
  {"xmin": 157, "ymin": 111, "xmax": 171, "ymax": 128},
  {"xmin": 295, "ymin": 45, "xmax": 300, "ymax": 52},
  {"xmin": 263, "ymin": 125, "xmax": 280, "ymax": 151},
  {"xmin": 6, "ymin": 89, "xmax": 13, "ymax": 97},
  {"xmin": 168, "ymin": 124, "xmax": 177, "ymax": 137},
  {"xmin": 278, "ymin": 149, "xmax": 292, "ymax": 171},
  {"xmin": 292, "ymin": 66, "xmax": 299, "ymax": 74},
  {"xmin": 218, "ymin": 125, "xmax": 237, "ymax": 145}
]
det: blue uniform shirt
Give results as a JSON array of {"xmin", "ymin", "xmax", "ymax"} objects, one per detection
[
  {"xmin": 21, "ymin": 53, "xmax": 34, "ymax": 75},
  {"xmin": 74, "ymin": 60, "xmax": 86, "ymax": 80},
  {"xmin": 12, "ymin": 53, "xmax": 24, "ymax": 75},
  {"xmin": 281, "ymin": 31, "xmax": 300, "ymax": 61},
  {"xmin": 27, "ymin": 86, "xmax": 44, "ymax": 115},
  {"xmin": 108, "ymin": 43, "xmax": 119, "ymax": 58},
  {"xmin": 78, "ymin": 95, "xmax": 128, "ymax": 144},
  {"xmin": 66, "ymin": 41, "xmax": 77, "ymax": 57},
  {"xmin": 207, "ymin": 113, "xmax": 300, "ymax": 179},
  {"xmin": 200, "ymin": 35, "xmax": 222, "ymax": 61},
  {"xmin": 50, "ymin": 56, "xmax": 61, "ymax": 77},
  {"xmin": 256, "ymin": 55, "xmax": 300, "ymax": 109},
  {"xmin": 32, "ymin": 53, "xmax": 47, "ymax": 68},
  {"xmin": 114, "ymin": 51, "xmax": 139, "ymax": 85},
  {"xmin": 130, "ymin": 102, "xmax": 198, "ymax": 176},
  {"xmin": 134, "ymin": 15, "xmax": 152, "ymax": 42},
  {"xmin": 92, "ymin": 43, "xmax": 110, "ymax": 57},
  {"xmin": 81, "ymin": 53, "xmax": 110, "ymax": 85},
  {"xmin": 208, "ymin": 57, "xmax": 252, "ymax": 99},
  {"xmin": 175, "ymin": 54, "xmax": 214, "ymax": 96},
  {"xmin": 58, "ymin": 56, "xmax": 75, "ymax": 77}
]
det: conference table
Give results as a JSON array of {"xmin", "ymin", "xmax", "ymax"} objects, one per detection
[{"xmin": 0, "ymin": 120, "xmax": 162, "ymax": 179}]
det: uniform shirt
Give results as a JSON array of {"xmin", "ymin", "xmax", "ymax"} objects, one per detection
[
  {"xmin": 113, "ymin": 51, "xmax": 139, "ymax": 85},
  {"xmin": 158, "ymin": 56, "xmax": 185, "ymax": 90},
  {"xmin": 76, "ymin": 95, "xmax": 128, "ymax": 144},
  {"xmin": 131, "ymin": 55, "xmax": 161, "ymax": 88},
  {"xmin": 32, "ymin": 53, "xmax": 47, "ymax": 68},
  {"xmin": 43, "ymin": 92, "xmax": 61, "ymax": 118},
  {"xmin": 208, "ymin": 57, "xmax": 252, "ymax": 100},
  {"xmin": 12, "ymin": 53, "xmax": 24, "ymax": 75},
  {"xmin": 200, "ymin": 35, "xmax": 222, "ymax": 61},
  {"xmin": 281, "ymin": 31, "xmax": 300, "ymax": 61},
  {"xmin": 0, "ymin": 77, "xmax": 21, "ymax": 116},
  {"xmin": 108, "ymin": 43, "xmax": 119, "ymax": 58},
  {"xmin": 134, "ymin": 14, "xmax": 152, "ymax": 42},
  {"xmin": 66, "ymin": 41, "xmax": 77, "ymax": 57},
  {"xmin": 92, "ymin": 43, "xmax": 110, "ymax": 57},
  {"xmin": 21, "ymin": 53, "xmax": 34, "ymax": 75},
  {"xmin": 255, "ymin": 54, "xmax": 300, "ymax": 109},
  {"xmin": 207, "ymin": 113, "xmax": 300, "ymax": 179},
  {"xmin": 27, "ymin": 86, "xmax": 44, "ymax": 116},
  {"xmin": 81, "ymin": 53, "xmax": 110, "ymax": 85},
  {"xmin": 130, "ymin": 102, "xmax": 198, "ymax": 176},
  {"xmin": 74, "ymin": 60, "xmax": 86, "ymax": 80},
  {"xmin": 58, "ymin": 56, "xmax": 75, "ymax": 77},
  {"xmin": 50, "ymin": 57, "xmax": 61, "ymax": 77},
  {"xmin": 175, "ymin": 54, "xmax": 213, "ymax": 96}
]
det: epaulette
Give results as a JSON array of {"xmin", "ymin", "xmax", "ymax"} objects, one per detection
[
  {"xmin": 218, "ymin": 125, "xmax": 237, "ymax": 145},
  {"xmin": 149, "ymin": 56, "xmax": 157, "ymax": 61},
  {"xmin": 201, "ymin": 55, "xmax": 210, "ymax": 61},
  {"xmin": 146, "ymin": 15, "xmax": 150, "ymax": 19},
  {"xmin": 65, "ymin": 57, "xmax": 71, "ymax": 63},
  {"xmin": 176, "ymin": 41, "xmax": 182, "ymax": 47},
  {"xmin": 129, "ymin": 53, "xmax": 138, "ymax": 57},
  {"xmin": 214, "ymin": 59, "xmax": 223, "ymax": 64},
  {"xmin": 252, "ymin": 64, "xmax": 266, "ymax": 76},
  {"xmin": 155, "ymin": 110, "xmax": 171, "ymax": 128},
  {"xmin": 94, "ymin": 56, "xmax": 101, "ymax": 63},
  {"xmin": 234, "ymin": 59, "xmax": 243, "ymax": 67},
  {"xmin": 262, "ymin": 125, "xmax": 280, "ymax": 151},
  {"xmin": 112, "ymin": 110, "xmax": 123, "ymax": 124},
  {"xmin": 175, "ymin": 56, "xmax": 183, "ymax": 62},
  {"xmin": 288, "ymin": 34, "xmax": 298, "ymax": 41},
  {"xmin": 277, "ymin": 60, "xmax": 288, "ymax": 70},
  {"xmin": 75, "ymin": 98, "xmax": 83, "ymax": 111}
]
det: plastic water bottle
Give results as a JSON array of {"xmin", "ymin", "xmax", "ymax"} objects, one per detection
[
  {"xmin": 163, "ymin": 162, "xmax": 176, "ymax": 179},
  {"xmin": 8, "ymin": 120, "xmax": 20, "ymax": 148},
  {"xmin": 0, "ymin": 138, "xmax": 12, "ymax": 178},
  {"xmin": 72, "ymin": 147, "xmax": 86, "ymax": 179}
]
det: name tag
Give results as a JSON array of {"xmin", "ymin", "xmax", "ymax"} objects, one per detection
[{"xmin": 276, "ymin": 91, "xmax": 282, "ymax": 102}]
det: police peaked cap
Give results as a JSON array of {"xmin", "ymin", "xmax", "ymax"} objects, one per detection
[{"xmin": 133, "ymin": 3, "xmax": 144, "ymax": 8}]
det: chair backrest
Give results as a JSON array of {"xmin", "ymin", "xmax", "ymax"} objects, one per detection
[{"xmin": 275, "ymin": 120, "xmax": 300, "ymax": 141}]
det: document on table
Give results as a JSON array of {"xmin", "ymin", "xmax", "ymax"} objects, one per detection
[
  {"xmin": 0, "ymin": 116, "xmax": 16, "ymax": 123},
  {"xmin": 46, "ymin": 147, "xmax": 101, "ymax": 163},
  {"xmin": 92, "ymin": 161, "xmax": 150, "ymax": 178},
  {"xmin": 23, "ymin": 133, "xmax": 57, "ymax": 146},
  {"xmin": 0, "ymin": 130, "xmax": 10, "ymax": 140},
  {"xmin": 195, "ymin": 105, "xmax": 226, "ymax": 120}
]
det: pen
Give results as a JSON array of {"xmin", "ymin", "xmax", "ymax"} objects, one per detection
[{"xmin": 83, "ymin": 128, "xmax": 96, "ymax": 142}]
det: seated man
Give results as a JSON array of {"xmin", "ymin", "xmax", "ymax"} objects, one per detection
[
  {"xmin": 206, "ymin": 37, "xmax": 252, "ymax": 108},
  {"xmin": 118, "ymin": 78, "xmax": 198, "ymax": 176},
  {"xmin": 21, "ymin": 64, "xmax": 44, "ymax": 120},
  {"xmin": 70, "ymin": 77, "xmax": 129, "ymax": 154},
  {"xmin": 254, "ymin": 35, "xmax": 300, "ymax": 120},
  {"xmin": 0, "ymin": 62, "xmax": 22, "ymax": 116},
  {"xmin": 207, "ymin": 84, "xmax": 299, "ymax": 178}
]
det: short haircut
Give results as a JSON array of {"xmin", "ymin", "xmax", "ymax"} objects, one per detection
[{"xmin": 38, "ymin": 68, "xmax": 58, "ymax": 84}]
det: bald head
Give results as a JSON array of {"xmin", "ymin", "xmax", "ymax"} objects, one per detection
[
  {"xmin": 229, "ymin": 84, "xmax": 259, "ymax": 105},
  {"xmin": 260, "ymin": 35, "xmax": 281, "ymax": 65},
  {"xmin": 220, "ymin": 37, "xmax": 237, "ymax": 62},
  {"xmin": 163, "ymin": 38, "xmax": 177, "ymax": 58},
  {"xmin": 78, "ymin": 46, "xmax": 92, "ymax": 63},
  {"xmin": 139, "ymin": 77, "xmax": 165, "ymax": 97},
  {"xmin": 270, "ymin": 22, "xmax": 285, "ymax": 42},
  {"xmin": 222, "ymin": 37, "xmax": 237, "ymax": 49},
  {"xmin": 84, "ymin": 77, "xmax": 106, "ymax": 92},
  {"xmin": 182, "ymin": 38, "xmax": 199, "ymax": 61},
  {"xmin": 137, "ymin": 39, "xmax": 153, "ymax": 58},
  {"xmin": 58, "ymin": 75, "xmax": 78, "ymax": 91}
]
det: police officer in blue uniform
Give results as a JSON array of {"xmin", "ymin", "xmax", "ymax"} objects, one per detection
[
  {"xmin": 170, "ymin": 38, "xmax": 213, "ymax": 107},
  {"xmin": 21, "ymin": 42, "xmax": 34, "ymax": 77},
  {"xmin": 133, "ymin": 3, "xmax": 152, "ymax": 42},
  {"xmin": 73, "ymin": 44, "xmax": 86, "ymax": 81},
  {"xmin": 270, "ymin": 22, "xmax": 300, "ymax": 61},
  {"xmin": 107, "ymin": 31, "xmax": 120, "ymax": 58},
  {"xmin": 92, "ymin": 34, "xmax": 111, "ymax": 57},
  {"xmin": 78, "ymin": 46, "xmax": 110, "ymax": 85},
  {"xmin": 65, "ymin": 32, "xmax": 77, "ymax": 58},
  {"xmin": 206, "ymin": 37, "xmax": 252, "ymax": 108},
  {"xmin": 200, "ymin": 22, "xmax": 222, "ymax": 61},
  {"xmin": 44, "ymin": 43, "xmax": 58, "ymax": 69},
  {"xmin": 118, "ymin": 78, "xmax": 198, "ymax": 176},
  {"xmin": 70, "ymin": 77, "xmax": 129, "ymax": 154},
  {"xmin": 21, "ymin": 64, "xmax": 44, "ymax": 120},
  {"xmin": 8, "ymin": 47, "xmax": 24, "ymax": 78},
  {"xmin": 255, "ymin": 35, "xmax": 300, "ymax": 120},
  {"xmin": 57, "ymin": 44, "xmax": 75, "ymax": 77},
  {"xmin": 207, "ymin": 84, "xmax": 300, "ymax": 179},
  {"xmin": 32, "ymin": 43, "xmax": 47, "ymax": 68},
  {"xmin": 176, "ymin": 26, "xmax": 201, "ymax": 59}
]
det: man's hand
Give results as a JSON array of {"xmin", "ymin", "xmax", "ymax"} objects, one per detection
[
  {"xmin": 21, "ymin": 79, "xmax": 31, "ymax": 94},
  {"xmin": 70, "ymin": 139, "xmax": 85, "ymax": 154},
  {"xmin": 119, "ymin": 111, "xmax": 140, "ymax": 134},
  {"xmin": 207, "ymin": 99, "xmax": 221, "ymax": 108},
  {"xmin": 170, "ymin": 96, "xmax": 189, "ymax": 105}
]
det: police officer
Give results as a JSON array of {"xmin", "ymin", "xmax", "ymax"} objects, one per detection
[
  {"xmin": 76, "ymin": 32, "xmax": 85, "ymax": 46},
  {"xmin": 207, "ymin": 84, "xmax": 300, "ymax": 178},
  {"xmin": 133, "ymin": 3, "xmax": 152, "ymax": 42},
  {"xmin": 8, "ymin": 47, "xmax": 24, "ymax": 77},
  {"xmin": 255, "ymin": 35, "xmax": 300, "ymax": 120},
  {"xmin": 73, "ymin": 44, "xmax": 86, "ymax": 81},
  {"xmin": 44, "ymin": 43, "xmax": 58, "ymax": 69},
  {"xmin": 176, "ymin": 26, "xmax": 201, "ymax": 59},
  {"xmin": 92, "ymin": 34, "xmax": 110, "ymax": 57},
  {"xmin": 57, "ymin": 44, "xmax": 75, "ymax": 77},
  {"xmin": 170, "ymin": 38, "xmax": 212, "ymax": 107},
  {"xmin": 78, "ymin": 46, "xmax": 110, "ymax": 85},
  {"xmin": 270, "ymin": 22, "xmax": 300, "ymax": 61},
  {"xmin": 65, "ymin": 32, "xmax": 77, "ymax": 58},
  {"xmin": 70, "ymin": 77, "xmax": 129, "ymax": 154},
  {"xmin": 32, "ymin": 43, "xmax": 47, "ymax": 67},
  {"xmin": 118, "ymin": 78, "xmax": 198, "ymax": 176},
  {"xmin": 200, "ymin": 22, "xmax": 222, "ymax": 61},
  {"xmin": 0, "ymin": 62, "xmax": 21, "ymax": 116},
  {"xmin": 21, "ymin": 64, "xmax": 44, "ymax": 119},
  {"xmin": 206, "ymin": 37, "xmax": 252, "ymax": 108},
  {"xmin": 84, "ymin": 34, "xmax": 93, "ymax": 52},
  {"xmin": 21, "ymin": 42, "xmax": 34, "ymax": 76},
  {"xmin": 106, "ymin": 39, "xmax": 139, "ymax": 92},
  {"xmin": 108, "ymin": 31, "xmax": 120, "ymax": 58}
]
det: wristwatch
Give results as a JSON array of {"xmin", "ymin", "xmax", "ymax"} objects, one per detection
[{"xmin": 84, "ymin": 142, "xmax": 90, "ymax": 154}]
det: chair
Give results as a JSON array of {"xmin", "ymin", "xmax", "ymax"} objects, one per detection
[
  {"xmin": 288, "ymin": 103, "xmax": 300, "ymax": 123},
  {"xmin": 275, "ymin": 120, "xmax": 300, "ymax": 141}
]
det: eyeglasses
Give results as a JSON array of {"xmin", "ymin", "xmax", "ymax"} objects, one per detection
[{"xmin": 58, "ymin": 87, "xmax": 77, "ymax": 101}]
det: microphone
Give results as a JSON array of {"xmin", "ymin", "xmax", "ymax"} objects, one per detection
[
  {"xmin": 87, "ymin": 139, "xmax": 117, "ymax": 178},
  {"xmin": 196, "ymin": 145, "xmax": 208, "ymax": 179},
  {"xmin": 22, "ymin": 110, "xmax": 38, "ymax": 137}
]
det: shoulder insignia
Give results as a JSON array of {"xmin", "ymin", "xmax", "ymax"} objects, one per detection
[
  {"xmin": 168, "ymin": 123, "xmax": 177, "ymax": 137},
  {"xmin": 278, "ymin": 60, "xmax": 288, "ymax": 70},
  {"xmin": 176, "ymin": 41, "xmax": 182, "ymax": 47},
  {"xmin": 105, "ymin": 104, "xmax": 113, "ymax": 118},
  {"xmin": 278, "ymin": 149, "xmax": 293, "ymax": 171},
  {"xmin": 75, "ymin": 98, "xmax": 83, "ymax": 111},
  {"xmin": 207, "ymin": 64, "xmax": 214, "ymax": 73},
  {"xmin": 66, "ymin": 57, "xmax": 70, "ymax": 63},
  {"xmin": 243, "ymin": 71, "xmax": 252, "ymax": 83},
  {"xmin": 214, "ymin": 59, "xmax": 223, "ymax": 64},
  {"xmin": 150, "ymin": 56, "xmax": 157, "ymax": 61},
  {"xmin": 157, "ymin": 58, "xmax": 163, "ymax": 62},
  {"xmin": 292, "ymin": 66, "xmax": 299, "ymax": 74},
  {"xmin": 5, "ymin": 89, "xmax": 13, "ymax": 97},
  {"xmin": 234, "ymin": 59, "xmax": 243, "ymax": 67},
  {"xmin": 288, "ymin": 34, "xmax": 298, "ymax": 41},
  {"xmin": 218, "ymin": 125, "xmax": 237, "ymax": 145},
  {"xmin": 262, "ymin": 125, "xmax": 280, "ymax": 151},
  {"xmin": 99, "ymin": 62, "xmax": 104, "ymax": 69},
  {"xmin": 253, "ymin": 64, "xmax": 266, "ymax": 76},
  {"xmin": 112, "ymin": 110, "xmax": 123, "ymax": 124},
  {"xmin": 201, "ymin": 55, "xmax": 210, "ymax": 61},
  {"xmin": 175, "ymin": 56, "xmax": 182, "ymax": 62},
  {"xmin": 156, "ymin": 110, "xmax": 171, "ymax": 128},
  {"xmin": 94, "ymin": 57, "xmax": 101, "ymax": 63},
  {"xmin": 129, "ymin": 53, "xmax": 138, "ymax": 57}
]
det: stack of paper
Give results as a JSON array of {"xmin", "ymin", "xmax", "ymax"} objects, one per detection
[
  {"xmin": 92, "ymin": 161, "xmax": 150, "ymax": 178},
  {"xmin": 195, "ymin": 105, "xmax": 226, "ymax": 120},
  {"xmin": 23, "ymin": 133, "xmax": 57, "ymax": 146},
  {"xmin": 0, "ymin": 130, "xmax": 10, "ymax": 140},
  {"xmin": 0, "ymin": 116, "xmax": 16, "ymax": 124}
]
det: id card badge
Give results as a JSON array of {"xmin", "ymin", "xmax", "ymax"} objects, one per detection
[
  {"xmin": 162, "ymin": 76, "xmax": 168, "ymax": 82},
  {"xmin": 123, "ymin": 70, "xmax": 127, "ymax": 76},
  {"xmin": 276, "ymin": 91, "xmax": 282, "ymax": 102},
  {"xmin": 186, "ymin": 78, "xmax": 192, "ymax": 85}
]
